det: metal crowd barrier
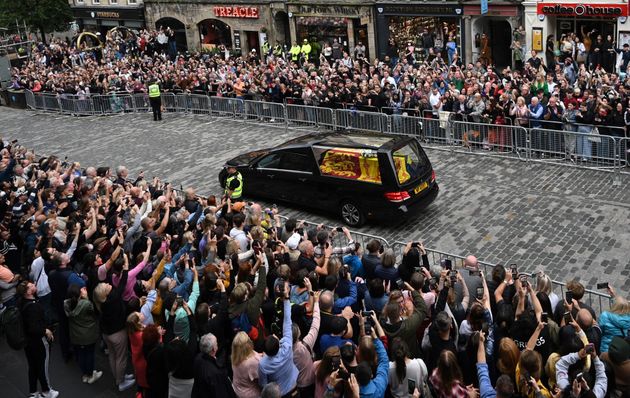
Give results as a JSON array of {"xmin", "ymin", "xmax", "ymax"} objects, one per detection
[
  {"xmin": 335, "ymin": 108, "xmax": 387, "ymax": 133},
  {"xmin": 286, "ymin": 104, "xmax": 335, "ymax": 130},
  {"xmin": 389, "ymin": 241, "xmax": 612, "ymax": 313},
  {"xmin": 23, "ymin": 90, "xmax": 630, "ymax": 184},
  {"xmin": 242, "ymin": 100, "xmax": 285, "ymax": 124}
]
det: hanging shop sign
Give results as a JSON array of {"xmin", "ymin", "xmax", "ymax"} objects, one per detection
[
  {"xmin": 213, "ymin": 6, "xmax": 260, "ymax": 19},
  {"xmin": 536, "ymin": 3, "xmax": 628, "ymax": 17},
  {"xmin": 375, "ymin": 4, "xmax": 463, "ymax": 16}
]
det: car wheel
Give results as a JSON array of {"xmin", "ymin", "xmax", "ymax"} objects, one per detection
[{"xmin": 340, "ymin": 200, "xmax": 364, "ymax": 227}]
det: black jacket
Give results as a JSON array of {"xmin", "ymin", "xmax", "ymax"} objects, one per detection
[
  {"xmin": 191, "ymin": 353, "xmax": 235, "ymax": 398},
  {"xmin": 21, "ymin": 298, "xmax": 46, "ymax": 344},
  {"xmin": 99, "ymin": 270, "xmax": 127, "ymax": 335}
]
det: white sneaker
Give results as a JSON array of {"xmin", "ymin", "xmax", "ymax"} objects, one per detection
[
  {"xmin": 118, "ymin": 378, "xmax": 135, "ymax": 392},
  {"xmin": 42, "ymin": 389, "xmax": 59, "ymax": 398},
  {"xmin": 82, "ymin": 375, "xmax": 89, "ymax": 383},
  {"xmin": 28, "ymin": 393, "xmax": 41, "ymax": 398},
  {"xmin": 87, "ymin": 370, "xmax": 103, "ymax": 384},
  {"xmin": 124, "ymin": 373, "xmax": 135, "ymax": 381}
]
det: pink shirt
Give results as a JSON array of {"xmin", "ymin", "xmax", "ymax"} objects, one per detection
[
  {"xmin": 293, "ymin": 302, "xmax": 320, "ymax": 388},
  {"xmin": 232, "ymin": 352, "xmax": 263, "ymax": 398},
  {"xmin": 110, "ymin": 260, "xmax": 147, "ymax": 302}
]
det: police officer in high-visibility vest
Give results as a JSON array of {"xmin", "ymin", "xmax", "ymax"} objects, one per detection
[
  {"xmin": 300, "ymin": 39, "xmax": 312, "ymax": 63},
  {"xmin": 289, "ymin": 42, "xmax": 301, "ymax": 62},
  {"xmin": 147, "ymin": 80, "xmax": 162, "ymax": 121},
  {"xmin": 224, "ymin": 166, "xmax": 243, "ymax": 201},
  {"xmin": 273, "ymin": 42, "xmax": 283, "ymax": 59}
]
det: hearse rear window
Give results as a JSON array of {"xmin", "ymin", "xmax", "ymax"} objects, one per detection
[{"xmin": 393, "ymin": 141, "xmax": 428, "ymax": 185}]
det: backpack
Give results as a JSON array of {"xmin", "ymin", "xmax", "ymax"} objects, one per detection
[
  {"xmin": 231, "ymin": 311, "xmax": 259, "ymax": 341},
  {"xmin": 1, "ymin": 304, "xmax": 29, "ymax": 350}
]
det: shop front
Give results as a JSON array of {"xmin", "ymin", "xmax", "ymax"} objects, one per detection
[
  {"xmin": 144, "ymin": 1, "xmax": 278, "ymax": 55},
  {"xmin": 525, "ymin": 0, "xmax": 629, "ymax": 68},
  {"xmin": 287, "ymin": 3, "xmax": 376, "ymax": 61},
  {"xmin": 375, "ymin": 3, "xmax": 464, "ymax": 63},
  {"xmin": 71, "ymin": 6, "xmax": 145, "ymax": 36}
]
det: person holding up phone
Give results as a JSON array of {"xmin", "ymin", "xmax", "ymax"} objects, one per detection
[
  {"xmin": 387, "ymin": 337, "xmax": 429, "ymax": 398},
  {"xmin": 598, "ymin": 284, "xmax": 630, "ymax": 353},
  {"xmin": 555, "ymin": 342, "xmax": 607, "ymax": 398}
]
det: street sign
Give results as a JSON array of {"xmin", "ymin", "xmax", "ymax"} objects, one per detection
[{"xmin": 481, "ymin": 0, "xmax": 489, "ymax": 14}]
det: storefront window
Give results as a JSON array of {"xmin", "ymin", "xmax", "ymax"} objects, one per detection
[
  {"xmin": 296, "ymin": 16, "xmax": 348, "ymax": 46},
  {"xmin": 198, "ymin": 19, "xmax": 231, "ymax": 49},
  {"xmin": 387, "ymin": 16, "xmax": 460, "ymax": 62}
]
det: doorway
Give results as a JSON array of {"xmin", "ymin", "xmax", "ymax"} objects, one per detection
[
  {"xmin": 245, "ymin": 31, "xmax": 260, "ymax": 54},
  {"xmin": 489, "ymin": 20, "xmax": 512, "ymax": 68}
]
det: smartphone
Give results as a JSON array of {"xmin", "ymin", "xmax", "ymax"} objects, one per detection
[
  {"xmin": 510, "ymin": 264, "xmax": 517, "ymax": 280},
  {"xmin": 361, "ymin": 311, "xmax": 374, "ymax": 317},
  {"xmin": 176, "ymin": 297, "xmax": 183, "ymax": 307},
  {"xmin": 444, "ymin": 259, "xmax": 452, "ymax": 270},
  {"xmin": 411, "ymin": 242, "xmax": 419, "ymax": 248},
  {"xmin": 541, "ymin": 312, "xmax": 548, "ymax": 323},
  {"xmin": 576, "ymin": 372, "xmax": 584, "ymax": 382},
  {"xmin": 596, "ymin": 282, "xmax": 609, "ymax": 290},
  {"xmin": 585, "ymin": 343, "xmax": 595, "ymax": 354},
  {"xmin": 408, "ymin": 379, "xmax": 416, "ymax": 394},
  {"xmin": 481, "ymin": 322, "xmax": 490, "ymax": 335},
  {"xmin": 331, "ymin": 356, "xmax": 340, "ymax": 371},
  {"xmin": 565, "ymin": 291, "xmax": 573, "ymax": 303},
  {"xmin": 563, "ymin": 311, "xmax": 572, "ymax": 325},
  {"xmin": 335, "ymin": 226, "xmax": 343, "ymax": 232},
  {"xmin": 395, "ymin": 278, "xmax": 404, "ymax": 289},
  {"xmin": 476, "ymin": 287, "xmax": 484, "ymax": 300}
]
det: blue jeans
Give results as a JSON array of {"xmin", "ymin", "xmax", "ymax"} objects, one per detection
[
  {"xmin": 74, "ymin": 344, "xmax": 95, "ymax": 376},
  {"xmin": 577, "ymin": 125, "xmax": 592, "ymax": 160}
]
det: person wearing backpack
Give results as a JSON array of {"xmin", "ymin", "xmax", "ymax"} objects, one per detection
[{"xmin": 17, "ymin": 280, "xmax": 59, "ymax": 398}]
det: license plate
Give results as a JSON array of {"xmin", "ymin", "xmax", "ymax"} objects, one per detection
[{"xmin": 413, "ymin": 182, "xmax": 428, "ymax": 194}]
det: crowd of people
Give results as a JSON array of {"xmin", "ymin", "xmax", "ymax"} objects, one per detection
[
  {"xmin": 7, "ymin": 27, "xmax": 630, "ymax": 141},
  {"xmin": 0, "ymin": 126, "xmax": 628, "ymax": 398}
]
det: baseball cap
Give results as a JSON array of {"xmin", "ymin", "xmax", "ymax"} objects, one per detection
[
  {"xmin": 286, "ymin": 232, "xmax": 301, "ymax": 250},
  {"xmin": 232, "ymin": 202, "xmax": 246, "ymax": 212}
]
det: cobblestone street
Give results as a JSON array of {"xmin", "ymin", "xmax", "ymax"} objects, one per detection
[{"xmin": 1, "ymin": 107, "xmax": 628, "ymax": 290}]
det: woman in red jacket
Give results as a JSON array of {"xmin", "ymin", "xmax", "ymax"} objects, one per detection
[{"xmin": 127, "ymin": 311, "xmax": 149, "ymax": 394}]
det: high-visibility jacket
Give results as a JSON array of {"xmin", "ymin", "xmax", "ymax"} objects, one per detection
[
  {"xmin": 273, "ymin": 45, "xmax": 282, "ymax": 56},
  {"xmin": 225, "ymin": 172, "xmax": 243, "ymax": 199},
  {"xmin": 148, "ymin": 83, "xmax": 160, "ymax": 98},
  {"xmin": 290, "ymin": 45, "xmax": 301, "ymax": 61},
  {"xmin": 262, "ymin": 41, "xmax": 270, "ymax": 55},
  {"xmin": 301, "ymin": 43, "xmax": 312, "ymax": 59}
]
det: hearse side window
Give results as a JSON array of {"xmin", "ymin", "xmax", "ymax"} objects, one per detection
[
  {"xmin": 257, "ymin": 153, "xmax": 282, "ymax": 169},
  {"xmin": 279, "ymin": 152, "xmax": 312, "ymax": 172},
  {"xmin": 312, "ymin": 145, "xmax": 382, "ymax": 185}
]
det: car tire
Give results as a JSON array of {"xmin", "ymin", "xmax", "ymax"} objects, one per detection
[{"xmin": 339, "ymin": 200, "xmax": 365, "ymax": 227}]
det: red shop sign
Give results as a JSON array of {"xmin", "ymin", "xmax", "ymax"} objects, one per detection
[
  {"xmin": 213, "ymin": 6, "xmax": 260, "ymax": 19},
  {"xmin": 537, "ymin": 3, "xmax": 628, "ymax": 17}
]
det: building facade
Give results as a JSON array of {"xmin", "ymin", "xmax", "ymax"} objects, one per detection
[
  {"xmin": 524, "ymin": 0, "xmax": 629, "ymax": 60},
  {"xmin": 68, "ymin": 0, "xmax": 145, "ymax": 35},
  {"xmin": 143, "ymin": 0, "xmax": 288, "ymax": 54}
]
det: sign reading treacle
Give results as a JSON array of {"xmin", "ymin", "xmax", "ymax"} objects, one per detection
[
  {"xmin": 537, "ymin": 3, "xmax": 628, "ymax": 17},
  {"xmin": 214, "ymin": 6, "xmax": 259, "ymax": 19}
]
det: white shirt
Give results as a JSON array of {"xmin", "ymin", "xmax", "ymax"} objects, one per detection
[
  {"xmin": 429, "ymin": 92, "xmax": 442, "ymax": 112},
  {"xmin": 30, "ymin": 256, "xmax": 51, "ymax": 297}
]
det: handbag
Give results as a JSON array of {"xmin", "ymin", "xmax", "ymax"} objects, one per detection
[{"xmin": 588, "ymin": 127, "xmax": 602, "ymax": 143}]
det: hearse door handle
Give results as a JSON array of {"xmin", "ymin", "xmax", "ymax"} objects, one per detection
[
  {"xmin": 298, "ymin": 178, "xmax": 307, "ymax": 182},
  {"xmin": 268, "ymin": 174, "xmax": 275, "ymax": 179}
]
